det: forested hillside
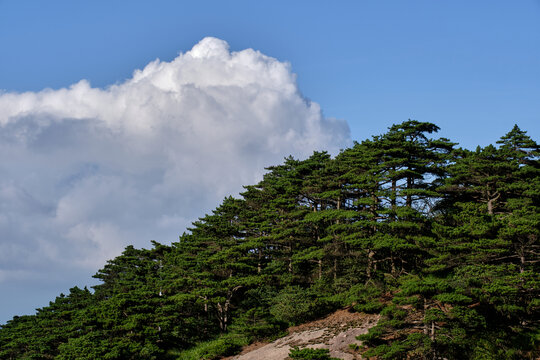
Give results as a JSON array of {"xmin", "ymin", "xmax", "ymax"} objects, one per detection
[{"xmin": 1, "ymin": 121, "xmax": 538, "ymax": 359}]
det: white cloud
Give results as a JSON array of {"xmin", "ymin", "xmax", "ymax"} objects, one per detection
[{"xmin": 0, "ymin": 37, "xmax": 350, "ymax": 300}]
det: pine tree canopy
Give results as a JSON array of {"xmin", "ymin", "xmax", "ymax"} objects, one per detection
[{"xmin": 1, "ymin": 121, "xmax": 538, "ymax": 360}]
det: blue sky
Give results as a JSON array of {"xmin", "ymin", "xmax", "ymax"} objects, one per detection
[
  {"xmin": 0, "ymin": 0, "xmax": 539, "ymax": 323},
  {"xmin": 3, "ymin": 1, "xmax": 539, "ymax": 146}
]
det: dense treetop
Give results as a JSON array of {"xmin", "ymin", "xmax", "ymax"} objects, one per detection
[{"xmin": 1, "ymin": 120, "xmax": 538, "ymax": 359}]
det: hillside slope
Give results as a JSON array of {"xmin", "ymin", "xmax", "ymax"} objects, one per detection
[{"xmin": 1, "ymin": 121, "xmax": 538, "ymax": 359}]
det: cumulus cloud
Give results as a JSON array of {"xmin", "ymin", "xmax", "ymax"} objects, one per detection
[{"xmin": 0, "ymin": 38, "xmax": 350, "ymax": 299}]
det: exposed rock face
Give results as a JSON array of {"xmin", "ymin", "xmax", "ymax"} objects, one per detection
[{"xmin": 228, "ymin": 310, "xmax": 379, "ymax": 360}]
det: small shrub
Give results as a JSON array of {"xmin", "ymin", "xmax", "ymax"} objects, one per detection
[
  {"xmin": 353, "ymin": 300, "xmax": 384, "ymax": 314},
  {"xmin": 380, "ymin": 305, "xmax": 406, "ymax": 320},
  {"xmin": 229, "ymin": 307, "xmax": 287, "ymax": 340},
  {"xmin": 357, "ymin": 325, "xmax": 384, "ymax": 344},
  {"xmin": 270, "ymin": 286, "xmax": 332, "ymax": 326},
  {"xmin": 176, "ymin": 334, "xmax": 248, "ymax": 360}
]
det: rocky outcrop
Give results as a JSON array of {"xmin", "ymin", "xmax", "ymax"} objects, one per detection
[{"xmin": 227, "ymin": 310, "xmax": 379, "ymax": 360}]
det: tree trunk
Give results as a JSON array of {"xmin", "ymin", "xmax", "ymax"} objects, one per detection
[
  {"xmin": 519, "ymin": 245, "xmax": 525, "ymax": 273},
  {"xmin": 406, "ymin": 176, "xmax": 412, "ymax": 208},
  {"xmin": 288, "ymin": 238, "xmax": 293, "ymax": 273},
  {"xmin": 391, "ymin": 177, "xmax": 397, "ymax": 214},
  {"xmin": 216, "ymin": 286, "xmax": 241, "ymax": 332},
  {"xmin": 367, "ymin": 250, "xmax": 375, "ymax": 281},
  {"xmin": 258, "ymin": 248, "xmax": 262, "ymax": 274},
  {"xmin": 486, "ymin": 190, "xmax": 500, "ymax": 215},
  {"xmin": 423, "ymin": 298, "xmax": 429, "ymax": 336},
  {"xmin": 391, "ymin": 253, "xmax": 397, "ymax": 276}
]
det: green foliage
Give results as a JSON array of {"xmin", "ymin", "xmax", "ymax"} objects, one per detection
[
  {"xmin": 330, "ymin": 282, "xmax": 385, "ymax": 313},
  {"xmin": 354, "ymin": 301, "xmax": 385, "ymax": 314},
  {"xmin": 1, "ymin": 121, "xmax": 538, "ymax": 360},
  {"xmin": 175, "ymin": 333, "xmax": 249, "ymax": 360},
  {"xmin": 270, "ymin": 285, "xmax": 334, "ymax": 326},
  {"xmin": 228, "ymin": 306, "xmax": 287, "ymax": 340}
]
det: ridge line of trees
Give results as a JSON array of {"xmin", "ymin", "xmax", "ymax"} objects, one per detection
[{"xmin": 1, "ymin": 120, "xmax": 538, "ymax": 359}]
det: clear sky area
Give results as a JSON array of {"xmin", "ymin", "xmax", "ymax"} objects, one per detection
[{"xmin": 0, "ymin": 0, "xmax": 538, "ymax": 323}]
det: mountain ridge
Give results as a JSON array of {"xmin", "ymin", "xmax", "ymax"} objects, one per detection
[{"xmin": 1, "ymin": 120, "xmax": 538, "ymax": 359}]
